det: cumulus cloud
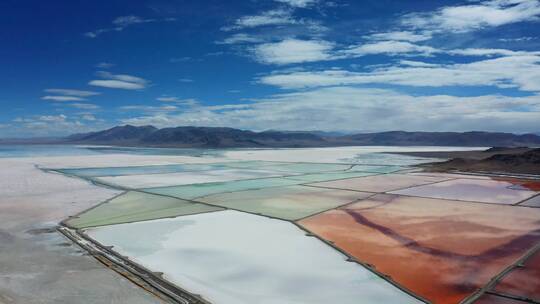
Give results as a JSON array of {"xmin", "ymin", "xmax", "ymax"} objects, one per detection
[
  {"xmin": 260, "ymin": 54, "xmax": 540, "ymax": 91},
  {"xmin": 89, "ymin": 71, "xmax": 148, "ymax": 90},
  {"xmin": 253, "ymin": 39, "xmax": 335, "ymax": 64},
  {"xmin": 245, "ymin": 35, "xmax": 534, "ymax": 65},
  {"xmin": 402, "ymin": 0, "xmax": 540, "ymax": 33},
  {"xmin": 121, "ymin": 87, "xmax": 540, "ymax": 133}
]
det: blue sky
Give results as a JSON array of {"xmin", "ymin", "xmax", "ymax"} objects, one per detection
[{"xmin": 1, "ymin": 0, "xmax": 540, "ymax": 137}]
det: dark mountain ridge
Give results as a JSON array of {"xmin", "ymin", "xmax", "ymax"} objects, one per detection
[
  {"xmin": 61, "ymin": 125, "xmax": 540, "ymax": 148},
  {"xmin": 341, "ymin": 131, "xmax": 540, "ymax": 146},
  {"xmin": 67, "ymin": 125, "xmax": 325, "ymax": 148}
]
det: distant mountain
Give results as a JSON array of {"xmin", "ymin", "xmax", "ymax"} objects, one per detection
[
  {"xmin": 67, "ymin": 125, "xmax": 158, "ymax": 143},
  {"xmin": 66, "ymin": 125, "xmax": 325, "ymax": 148},
  {"xmin": 263, "ymin": 130, "xmax": 350, "ymax": 137},
  {"xmin": 62, "ymin": 125, "xmax": 540, "ymax": 148},
  {"xmin": 339, "ymin": 131, "xmax": 540, "ymax": 147},
  {"xmin": 424, "ymin": 148, "xmax": 540, "ymax": 174}
]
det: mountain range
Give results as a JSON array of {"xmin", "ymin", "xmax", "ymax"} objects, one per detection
[{"xmin": 61, "ymin": 125, "xmax": 540, "ymax": 148}]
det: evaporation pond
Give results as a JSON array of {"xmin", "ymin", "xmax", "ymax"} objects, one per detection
[
  {"xmin": 308, "ymin": 173, "xmax": 449, "ymax": 193},
  {"xmin": 58, "ymin": 163, "xmax": 229, "ymax": 177},
  {"xmin": 198, "ymin": 185, "xmax": 372, "ymax": 220},
  {"xmin": 299, "ymin": 194, "xmax": 540, "ymax": 304},
  {"xmin": 283, "ymin": 171, "xmax": 377, "ymax": 183},
  {"xmin": 85, "ymin": 210, "xmax": 422, "ymax": 304},
  {"xmin": 391, "ymin": 178, "xmax": 538, "ymax": 204},
  {"xmin": 143, "ymin": 177, "xmax": 304, "ymax": 200},
  {"xmin": 492, "ymin": 249, "xmax": 540, "ymax": 302},
  {"xmin": 66, "ymin": 191, "xmax": 222, "ymax": 228},
  {"xmin": 256, "ymin": 162, "xmax": 353, "ymax": 174},
  {"xmin": 95, "ymin": 169, "xmax": 285, "ymax": 188}
]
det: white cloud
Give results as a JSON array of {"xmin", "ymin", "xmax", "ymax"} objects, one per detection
[
  {"xmin": 446, "ymin": 48, "xmax": 538, "ymax": 56},
  {"xmin": 253, "ymin": 39, "xmax": 335, "ymax": 64},
  {"xmin": 121, "ymin": 87, "xmax": 540, "ymax": 133},
  {"xmin": 119, "ymin": 105, "xmax": 179, "ymax": 113},
  {"xmin": 112, "ymin": 15, "xmax": 154, "ymax": 27},
  {"xmin": 66, "ymin": 103, "xmax": 100, "ymax": 110},
  {"xmin": 95, "ymin": 62, "xmax": 115, "ymax": 69},
  {"xmin": 224, "ymin": 9, "xmax": 297, "ymax": 31},
  {"xmin": 7, "ymin": 114, "xmax": 106, "ymax": 137},
  {"xmin": 178, "ymin": 78, "xmax": 194, "ymax": 83},
  {"xmin": 42, "ymin": 96, "xmax": 85, "ymax": 102},
  {"xmin": 344, "ymin": 41, "xmax": 438, "ymax": 56},
  {"xmin": 499, "ymin": 36, "xmax": 536, "ymax": 42},
  {"xmin": 242, "ymin": 35, "xmax": 533, "ymax": 66},
  {"xmin": 217, "ymin": 33, "xmax": 264, "ymax": 44},
  {"xmin": 260, "ymin": 54, "xmax": 540, "ymax": 91},
  {"xmin": 402, "ymin": 0, "xmax": 540, "ymax": 33},
  {"xmin": 44, "ymin": 89, "xmax": 100, "ymax": 97},
  {"xmin": 156, "ymin": 96, "xmax": 200, "ymax": 106},
  {"xmin": 399, "ymin": 60, "xmax": 440, "ymax": 67},
  {"xmin": 89, "ymin": 71, "xmax": 148, "ymax": 90},
  {"xmin": 365, "ymin": 31, "xmax": 432, "ymax": 42},
  {"xmin": 85, "ymin": 15, "xmax": 174, "ymax": 38},
  {"xmin": 81, "ymin": 114, "xmax": 97, "ymax": 121},
  {"xmin": 170, "ymin": 57, "xmax": 192, "ymax": 63},
  {"xmin": 84, "ymin": 28, "xmax": 122, "ymax": 38},
  {"xmin": 42, "ymin": 89, "xmax": 101, "ymax": 102},
  {"xmin": 274, "ymin": 0, "xmax": 318, "ymax": 8},
  {"xmin": 89, "ymin": 80, "xmax": 145, "ymax": 90},
  {"xmin": 38, "ymin": 114, "xmax": 67, "ymax": 122}
]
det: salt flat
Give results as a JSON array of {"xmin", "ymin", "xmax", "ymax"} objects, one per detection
[{"xmin": 0, "ymin": 153, "xmax": 233, "ymax": 304}]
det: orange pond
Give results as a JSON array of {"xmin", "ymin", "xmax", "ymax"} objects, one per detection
[
  {"xmin": 299, "ymin": 194, "xmax": 540, "ymax": 304},
  {"xmin": 493, "ymin": 248, "xmax": 540, "ymax": 301}
]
